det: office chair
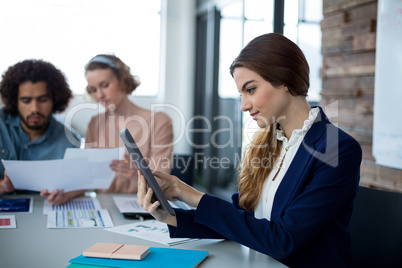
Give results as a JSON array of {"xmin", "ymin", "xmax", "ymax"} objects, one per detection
[
  {"xmin": 350, "ymin": 186, "xmax": 402, "ymax": 268},
  {"xmin": 170, "ymin": 154, "xmax": 195, "ymax": 186}
]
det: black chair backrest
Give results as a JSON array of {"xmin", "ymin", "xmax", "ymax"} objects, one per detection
[
  {"xmin": 170, "ymin": 154, "xmax": 194, "ymax": 186},
  {"xmin": 350, "ymin": 186, "xmax": 402, "ymax": 268}
]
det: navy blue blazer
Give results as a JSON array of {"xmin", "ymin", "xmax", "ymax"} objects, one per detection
[{"xmin": 169, "ymin": 107, "xmax": 362, "ymax": 268}]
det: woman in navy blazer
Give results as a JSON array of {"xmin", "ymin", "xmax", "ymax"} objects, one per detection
[{"xmin": 138, "ymin": 33, "xmax": 362, "ymax": 268}]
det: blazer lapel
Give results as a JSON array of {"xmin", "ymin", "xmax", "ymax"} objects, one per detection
[{"xmin": 270, "ymin": 107, "xmax": 330, "ymax": 220}]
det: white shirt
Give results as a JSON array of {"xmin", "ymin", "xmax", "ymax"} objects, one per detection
[{"xmin": 254, "ymin": 108, "xmax": 319, "ymax": 220}]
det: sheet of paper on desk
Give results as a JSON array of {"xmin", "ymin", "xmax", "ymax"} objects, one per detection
[
  {"xmin": 0, "ymin": 215, "xmax": 16, "ymax": 228},
  {"xmin": 43, "ymin": 197, "xmax": 102, "ymax": 215},
  {"xmin": 105, "ymin": 220, "xmax": 198, "ymax": 246},
  {"xmin": 64, "ymin": 147, "xmax": 125, "ymax": 189},
  {"xmin": 2, "ymin": 158, "xmax": 92, "ymax": 192},
  {"xmin": 47, "ymin": 209, "xmax": 113, "ymax": 228},
  {"xmin": 113, "ymin": 196, "xmax": 192, "ymax": 213},
  {"xmin": 113, "ymin": 196, "xmax": 148, "ymax": 213}
]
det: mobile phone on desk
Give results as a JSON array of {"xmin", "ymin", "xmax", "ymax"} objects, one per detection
[{"xmin": 119, "ymin": 128, "xmax": 175, "ymax": 216}]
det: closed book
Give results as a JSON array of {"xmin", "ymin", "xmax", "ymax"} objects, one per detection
[
  {"xmin": 83, "ymin": 243, "xmax": 150, "ymax": 260},
  {"xmin": 112, "ymin": 245, "xmax": 150, "ymax": 260},
  {"xmin": 70, "ymin": 247, "xmax": 209, "ymax": 268}
]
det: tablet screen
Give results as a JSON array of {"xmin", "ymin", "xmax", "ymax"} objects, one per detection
[{"xmin": 119, "ymin": 128, "xmax": 175, "ymax": 216}]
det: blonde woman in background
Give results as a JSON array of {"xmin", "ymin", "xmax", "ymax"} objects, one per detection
[{"xmin": 85, "ymin": 54, "xmax": 173, "ymax": 193}]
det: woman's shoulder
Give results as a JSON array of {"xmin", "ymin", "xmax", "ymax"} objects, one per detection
[
  {"xmin": 314, "ymin": 107, "xmax": 361, "ymax": 152},
  {"xmin": 133, "ymin": 105, "xmax": 172, "ymax": 123},
  {"xmin": 153, "ymin": 110, "xmax": 172, "ymax": 123},
  {"xmin": 320, "ymin": 123, "xmax": 362, "ymax": 168},
  {"xmin": 338, "ymin": 127, "xmax": 362, "ymax": 156}
]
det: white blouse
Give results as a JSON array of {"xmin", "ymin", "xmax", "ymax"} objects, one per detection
[{"xmin": 254, "ymin": 108, "xmax": 319, "ymax": 220}]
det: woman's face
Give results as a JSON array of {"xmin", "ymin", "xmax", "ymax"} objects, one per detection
[
  {"xmin": 233, "ymin": 67, "xmax": 290, "ymax": 128},
  {"xmin": 86, "ymin": 68, "xmax": 126, "ymax": 109}
]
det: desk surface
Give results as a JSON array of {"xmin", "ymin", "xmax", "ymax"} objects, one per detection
[{"xmin": 0, "ymin": 194, "xmax": 287, "ymax": 268}]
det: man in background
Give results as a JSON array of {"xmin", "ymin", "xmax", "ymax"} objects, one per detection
[{"xmin": 0, "ymin": 59, "xmax": 80, "ymax": 202}]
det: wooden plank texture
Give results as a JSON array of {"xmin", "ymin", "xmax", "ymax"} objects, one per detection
[
  {"xmin": 353, "ymin": 33, "xmax": 376, "ymax": 51},
  {"xmin": 321, "ymin": 0, "xmax": 402, "ymax": 193},
  {"xmin": 322, "ymin": 76, "xmax": 374, "ymax": 89},
  {"xmin": 323, "ymin": 65, "xmax": 375, "ymax": 77},
  {"xmin": 321, "ymin": 2, "xmax": 377, "ymax": 29},
  {"xmin": 323, "ymin": 0, "xmax": 376, "ymax": 15},
  {"xmin": 342, "ymin": 18, "xmax": 376, "ymax": 36},
  {"xmin": 323, "ymin": 51, "xmax": 375, "ymax": 68}
]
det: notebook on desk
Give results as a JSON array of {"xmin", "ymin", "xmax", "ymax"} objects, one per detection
[{"xmin": 69, "ymin": 247, "xmax": 209, "ymax": 268}]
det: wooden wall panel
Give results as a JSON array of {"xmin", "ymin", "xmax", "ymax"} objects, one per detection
[
  {"xmin": 320, "ymin": 0, "xmax": 402, "ymax": 192},
  {"xmin": 323, "ymin": 0, "xmax": 375, "ymax": 15}
]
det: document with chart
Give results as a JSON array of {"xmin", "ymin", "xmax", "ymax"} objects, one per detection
[
  {"xmin": 44, "ymin": 197, "xmax": 113, "ymax": 228},
  {"xmin": 43, "ymin": 197, "xmax": 102, "ymax": 215},
  {"xmin": 105, "ymin": 220, "xmax": 199, "ymax": 246},
  {"xmin": 47, "ymin": 209, "xmax": 113, "ymax": 228}
]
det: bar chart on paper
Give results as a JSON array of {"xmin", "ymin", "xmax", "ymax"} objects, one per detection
[
  {"xmin": 43, "ymin": 198, "xmax": 102, "ymax": 215},
  {"xmin": 43, "ymin": 198, "xmax": 113, "ymax": 228},
  {"xmin": 47, "ymin": 209, "xmax": 114, "ymax": 228}
]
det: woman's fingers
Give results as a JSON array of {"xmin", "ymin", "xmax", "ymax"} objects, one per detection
[
  {"xmin": 137, "ymin": 171, "xmax": 146, "ymax": 206},
  {"xmin": 41, "ymin": 189, "xmax": 65, "ymax": 206},
  {"xmin": 110, "ymin": 159, "xmax": 136, "ymax": 179},
  {"xmin": 149, "ymin": 198, "xmax": 161, "ymax": 214},
  {"xmin": 152, "ymin": 170, "xmax": 172, "ymax": 180},
  {"xmin": 110, "ymin": 160, "xmax": 131, "ymax": 171},
  {"xmin": 143, "ymin": 188, "xmax": 154, "ymax": 209}
]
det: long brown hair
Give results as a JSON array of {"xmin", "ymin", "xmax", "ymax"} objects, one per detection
[{"xmin": 230, "ymin": 33, "xmax": 310, "ymax": 211}]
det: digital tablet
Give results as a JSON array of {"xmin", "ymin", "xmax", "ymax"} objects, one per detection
[{"xmin": 119, "ymin": 128, "xmax": 175, "ymax": 216}]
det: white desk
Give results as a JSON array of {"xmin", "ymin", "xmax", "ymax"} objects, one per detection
[{"xmin": 0, "ymin": 194, "xmax": 287, "ymax": 268}]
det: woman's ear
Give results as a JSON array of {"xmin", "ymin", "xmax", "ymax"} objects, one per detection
[{"xmin": 284, "ymin": 85, "xmax": 289, "ymax": 91}]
